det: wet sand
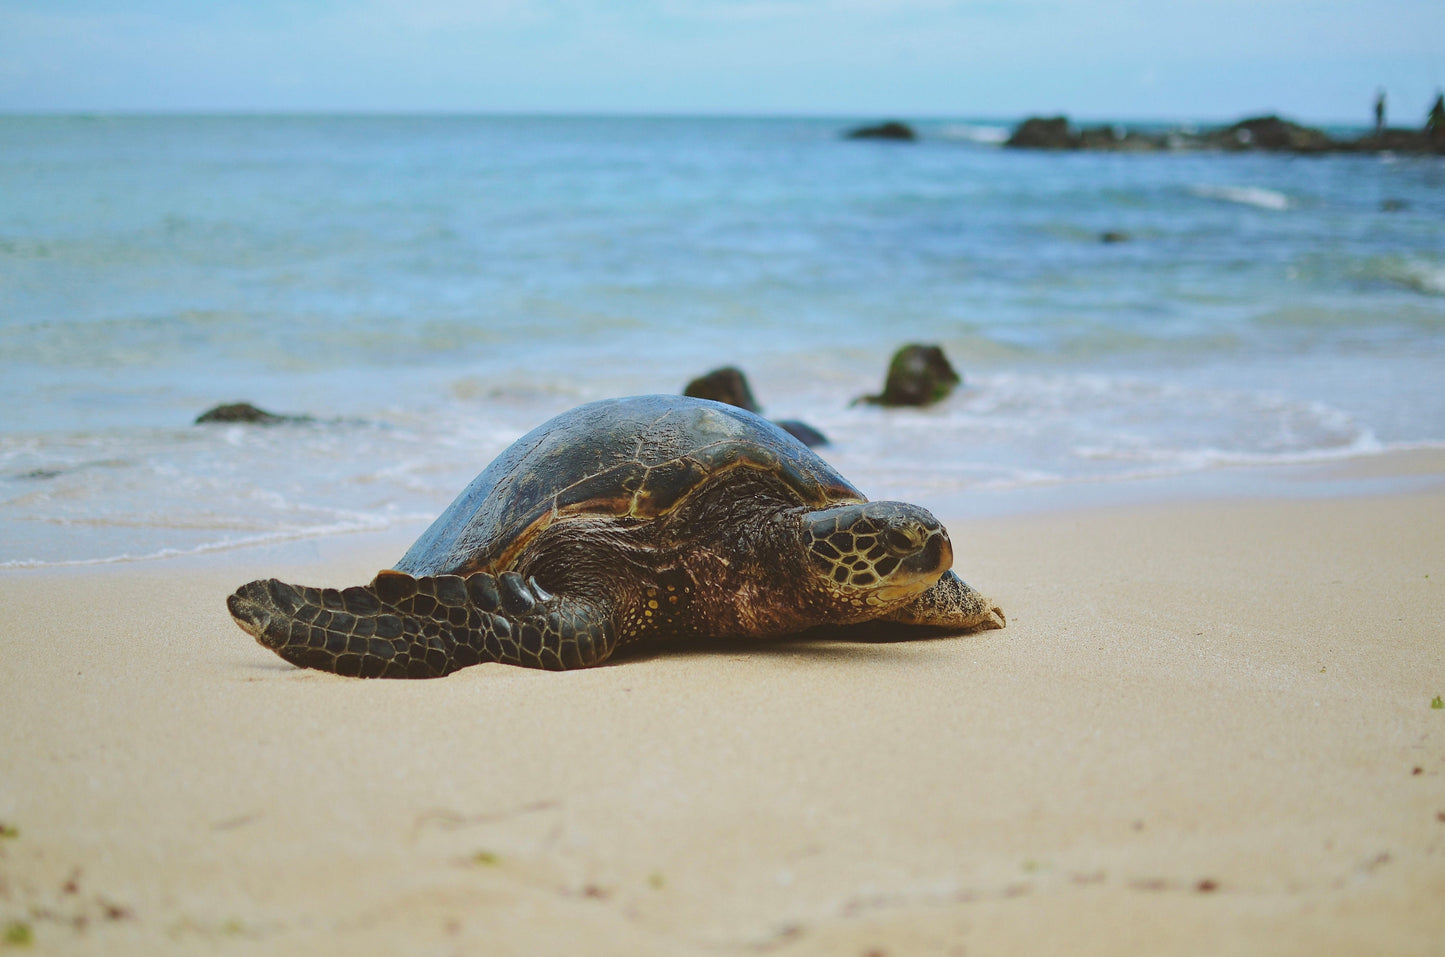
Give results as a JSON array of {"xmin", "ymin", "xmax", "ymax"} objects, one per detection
[{"xmin": 2, "ymin": 453, "xmax": 1443, "ymax": 955}]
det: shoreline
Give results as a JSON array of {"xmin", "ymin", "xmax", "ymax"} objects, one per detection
[
  {"xmin": 2, "ymin": 453, "xmax": 1443, "ymax": 954},
  {"xmin": 7, "ymin": 446, "xmax": 1445, "ymax": 573}
]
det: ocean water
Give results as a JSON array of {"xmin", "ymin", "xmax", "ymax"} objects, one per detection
[{"xmin": 2, "ymin": 114, "xmax": 1443, "ymax": 566}]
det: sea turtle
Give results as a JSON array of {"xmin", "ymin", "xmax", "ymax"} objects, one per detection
[{"xmin": 228, "ymin": 395, "xmax": 1005, "ymax": 677}]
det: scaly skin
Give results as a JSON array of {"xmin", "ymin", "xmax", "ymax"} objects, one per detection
[
  {"xmin": 228, "ymin": 502, "xmax": 1005, "ymax": 677},
  {"xmin": 228, "ymin": 570, "xmax": 615, "ymax": 677},
  {"xmin": 884, "ymin": 570, "xmax": 1006, "ymax": 630}
]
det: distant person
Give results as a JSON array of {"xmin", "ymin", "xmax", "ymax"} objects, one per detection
[{"xmin": 1374, "ymin": 89, "xmax": 1386, "ymax": 136}]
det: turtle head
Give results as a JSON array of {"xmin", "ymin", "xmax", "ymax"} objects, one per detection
[{"xmin": 800, "ymin": 502, "xmax": 953, "ymax": 613}]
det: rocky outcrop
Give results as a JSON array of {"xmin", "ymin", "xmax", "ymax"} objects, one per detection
[
  {"xmin": 1006, "ymin": 117, "xmax": 1168, "ymax": 151},
  {"xmin": 684, "ymin": 367, "xmax": 760, "ymax": 413},
  {"xmin": 773, "ymin": 420, "xmax": 829, "ymax": 448},
  {"xmin": 1004, "ymin": 112, "xmax": 1445, "ymax": 155},
  {"xmin": 196, "ymin": 402, "xmax": 312, "ymax": 425},
  {"xmin": 1212, "ymin": 116, "xmax": 1335, "ymax": 153},
  {"xmin": 844, "ymin": 121, "xmax": 918, "ymax": 142},
  {"xmin": 1005, "ymin": 116, "xmax": 1076, "ymax": 149},
  {"xmin": 1078, "ymin": 125, "xmax": 1166, "ymax": 151},
  {"xmin": 1342, "ymin": 128, "xmax": 1437, "ymax": 154},
  {"xmin": 860, "ymin": 344, "xmax": 962, "ymax": 408}
]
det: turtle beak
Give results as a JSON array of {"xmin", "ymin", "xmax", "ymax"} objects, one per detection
[
  {"xmin": 872, "ymin": 528, "xmax": 952, "ymax": 603},
  {"xmin": 908, "ymin": 528, "xmax": 952, "ymax": 578}
]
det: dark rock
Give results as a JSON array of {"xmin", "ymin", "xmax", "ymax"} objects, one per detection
[
  {"xmin": 683, "ymin": 367, "xmax": 760, "ymax": 413},
  {"xmin": 1004, "ymin": 111, "xmax": 1441, "ymax": 156},
  {"xmin": 1079, "ymin": 125, "xmax": 1165, "ymax": 151},
  {"xmin": 1213, "ymin": 115, "xmax": 1444, "ymax": 155},
  {"xmin": 196, "ymin": 402, "xmax": 311, "ymax": 425},
  {"xmin": 1077, "ymin": 125, "xmax": 1119, "ymax": 150},
  {"xmin": 774, "ymin": 420, "xmax": 829, "ymax": 448},
  {"xmin": 1009, "ymin": 115, "xmax": 1163, "ymax": 151},
  {"xmin": 862, "ymin": 344, "xmax": 962, "ymax": 407},
  {"xmin": 1347, "ymin": 128, "xmax": 1434, "ymax": 153},
  {"xmin": 1216, "ymin": 115, "xmax": 1336, "ymax": 153},
  {"xmin": 1005, "ymin": 116, "xmax": 1077, "ymax": 149},
  {"xmin": 844, "ymin": 121, "xmax": 918, "ymax": 142}
]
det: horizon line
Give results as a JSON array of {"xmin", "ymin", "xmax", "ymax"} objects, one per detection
[{"xmin": 0, "ymin": 107, "xmax": 1385, "ymax": 129}]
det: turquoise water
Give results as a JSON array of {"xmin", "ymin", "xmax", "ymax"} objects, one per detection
[{"xmin": 2, "ymin": 115, "xmax": 1443, "ymax": 565}]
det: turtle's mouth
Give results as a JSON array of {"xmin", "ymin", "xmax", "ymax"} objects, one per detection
[{"xmin": 871, "ymin": 577, "xmax": 937, "ymax": 604}]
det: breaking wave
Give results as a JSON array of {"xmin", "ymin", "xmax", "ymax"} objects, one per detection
[{"xmin": 1188, "ymin": 183, "xmax": 1292, "ymax": 211}]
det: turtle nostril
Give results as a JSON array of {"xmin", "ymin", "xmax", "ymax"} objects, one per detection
[{"xmin": 922, "ymin": 535, "xmax": 944, "ymax": 571}]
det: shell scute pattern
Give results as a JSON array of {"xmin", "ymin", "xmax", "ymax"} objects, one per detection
[
  {"xmin": 396, "ymin": 396, "xmax": 863, "ymax": 579},
  {"xmin": 551, "ymin": 460, "xmax": 647, "ymax": 516},
  {"xmin": 630, "ymin": 458, "xmax": 710, "ymax": 517}
]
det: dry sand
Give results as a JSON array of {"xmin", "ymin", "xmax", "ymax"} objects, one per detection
[{"xmin": 2, "ymin": 453, "xmax": 1443, "ymax": 955}]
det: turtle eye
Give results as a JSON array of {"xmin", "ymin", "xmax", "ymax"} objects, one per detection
[{"xmin": 882, "ymin": 524, "xmax": 921, "ymax": 556}]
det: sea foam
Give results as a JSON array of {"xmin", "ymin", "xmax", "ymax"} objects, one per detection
[
  {"xmin": 1, "ymin": 115, "xmax": 1441, "ymax": 564},
  {"xmin": 1188, "ymin": 183, "xmax": 1292, "ymax": 211}
]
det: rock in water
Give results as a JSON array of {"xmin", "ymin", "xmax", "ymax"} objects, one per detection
[
  {"xmin": 862, "ymin": 344, "xmax": 962, "ymax": 407},
  {"xmin": 196, "ymin": 402, "xmax": 311, "ymax": 425},
  {"xmin": 1217, "ymin": 116, "xmax": 1336, "ymax": 153},
  {"xmin": 844, "ymin": 121, "xmax": 918, "ymax": 142},
  {"xmin": 684, "ymin": 367, "xmax": 761, "ymax": 412},
  {"xmin": 1005, "ymin": 116, "xmax": 1077, "ymax": 149},
  {"xmin": 773, "ymin": 419, "xmax": 829, "ymax": 448}
]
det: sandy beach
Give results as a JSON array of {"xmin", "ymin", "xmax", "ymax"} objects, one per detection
[{"xmin": 2, "ymin": 453, "xmax": 1443, "ymax": 955}]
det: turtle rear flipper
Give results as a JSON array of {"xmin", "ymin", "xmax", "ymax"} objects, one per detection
[
  {"xmin": 882, "ymin": 570, "xmax": 1005, "ymax": 633},
  {"xmin": 227, "ymin": 571, "xmax": 617, "ymax": 677}
]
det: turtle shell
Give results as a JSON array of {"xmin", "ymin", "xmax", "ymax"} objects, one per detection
[{"xmin": 394, "ymin": 395, "xmax": 864, "ymax": 577}]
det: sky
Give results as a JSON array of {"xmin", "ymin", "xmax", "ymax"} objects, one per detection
[{"xmin": 3, "ymin": 0, "xmax": 1443, "ymax": 123}]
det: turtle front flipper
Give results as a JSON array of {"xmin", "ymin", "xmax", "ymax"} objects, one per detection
[
  {"xmin": 883, "ymin": 570, "xmax": 1005, "ymax": 633},
  {"xmin": 227, "ymin": 570, "xmax": 617, "ymax": 677}
]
